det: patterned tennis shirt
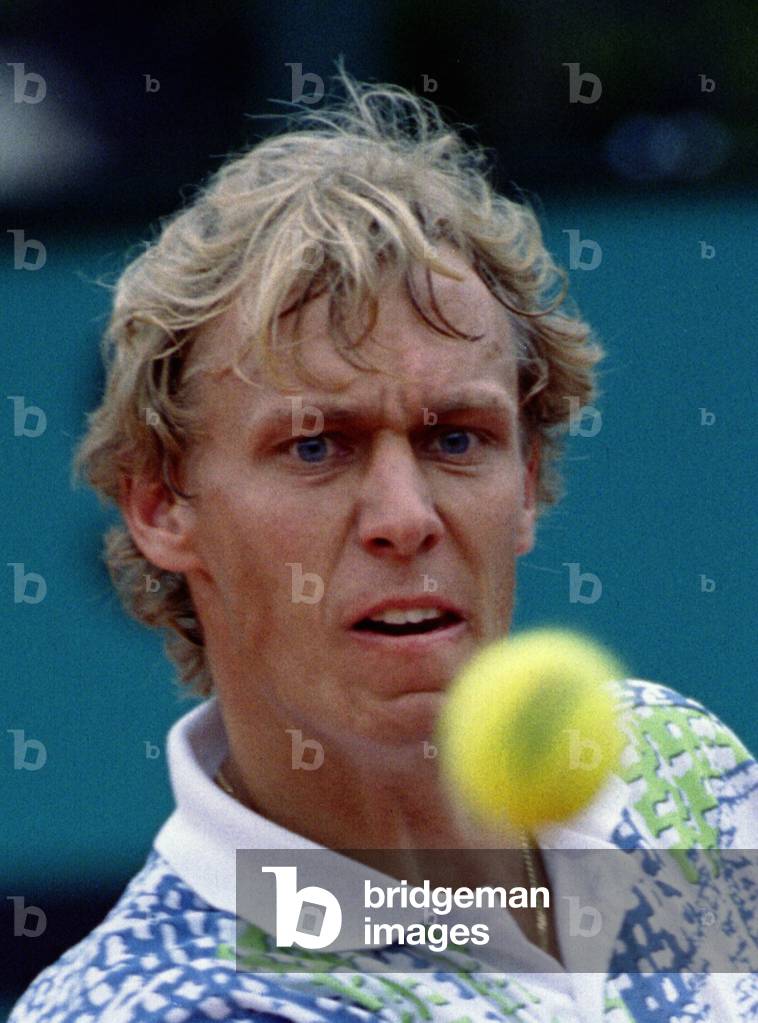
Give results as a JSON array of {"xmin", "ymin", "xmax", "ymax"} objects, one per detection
[{"xmin": 9, "ymin": 678, "xmax": 758, "ymax": 1022}]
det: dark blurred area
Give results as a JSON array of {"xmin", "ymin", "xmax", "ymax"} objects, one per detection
[{"xmin": 1, "ymin": 0, "xmax": 756, "ymax": 233}]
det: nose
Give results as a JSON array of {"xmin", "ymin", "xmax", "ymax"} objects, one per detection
[{"xmin": 356, "ymin": 434, "xmax": 444, "ymax": 559}]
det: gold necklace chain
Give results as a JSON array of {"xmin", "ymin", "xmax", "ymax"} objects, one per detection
[
  {"xmin": 518, "ymin": 826, "xmax": 550, "ymax": 954},
  {"xmin": 214, "ymin": 765, "xmax": 551, "ymax": 955},
  {"xmin": 215, "ymin": 765, "xmax": 236, "ymax": 798}
]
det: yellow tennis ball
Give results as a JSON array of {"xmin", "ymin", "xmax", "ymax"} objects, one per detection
[{"xmin": 435, "ymin": 628, "xmax": 627, "ymax": 832}]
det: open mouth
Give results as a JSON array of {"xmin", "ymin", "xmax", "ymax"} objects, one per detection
[{"xmin": 352, "ymin": 611, "xmax": 462, "ymax": 636}]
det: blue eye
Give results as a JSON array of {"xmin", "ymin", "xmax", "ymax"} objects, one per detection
[
  {"xmin": 435, "ymin": 429, "xmax": 473, "ymax": 455},
  {"xmin": 288, "ymin": 428, "xmax": 484, "ymax": 465},
  {"xmin": 293, "ymin": 435, "xmax": 333, "ymax": 463}
]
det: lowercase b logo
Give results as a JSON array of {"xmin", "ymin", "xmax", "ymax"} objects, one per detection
[{"xmin": 262, "ymin": 866, "xmax": 342, "ymax": 948}]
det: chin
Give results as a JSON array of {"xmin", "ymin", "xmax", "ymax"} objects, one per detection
[{"xmin": 355, "ymin": 691, "xmax": 446, "ymax": 756}]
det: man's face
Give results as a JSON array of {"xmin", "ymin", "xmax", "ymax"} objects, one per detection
[{"xmin": 177, "ymin": 251, "xmax": 539, "ymax": 764}]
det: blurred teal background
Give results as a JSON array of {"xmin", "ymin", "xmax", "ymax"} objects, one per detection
[{"xmin": 2, "ymin": 0, "xmax": 757, "ymax": 1014}]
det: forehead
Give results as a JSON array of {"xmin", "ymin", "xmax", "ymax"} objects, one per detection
[{"xmin": 187, "ymin": 252, "xmax": 521, "ymax": 429}]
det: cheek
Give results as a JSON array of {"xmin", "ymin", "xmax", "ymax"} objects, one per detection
[
  {"xmin": 198, "ymin": 486, "xmax": 331, "ymax": 610},
  {"xmin": 464, "ymin": 491, "xmax": 525, "ymax": 592},
  {"xmin": 462, "ymin": 467, "xmax": 525, "ymax": 537},
  {"xmin": 193, "ymin": 486, "xmax": 269, "ymax": 592}
]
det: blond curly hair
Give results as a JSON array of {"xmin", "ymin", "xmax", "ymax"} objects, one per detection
[{"xmin": 72, "ymin": 66, "xmax": 606, "ymax": 699}]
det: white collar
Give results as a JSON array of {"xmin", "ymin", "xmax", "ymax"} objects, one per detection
[
  {"xmin": 153, "ymin": 694, "xmax": 629, "ymax": 970},
  {"xmin": 154, "ymin": 696, "xmax": 434, "ymax": 951}
]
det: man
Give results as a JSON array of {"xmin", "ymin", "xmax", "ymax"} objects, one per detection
[{"xmin": 10, "ymin": 71, "xmax": 757, "ymax": 1022}]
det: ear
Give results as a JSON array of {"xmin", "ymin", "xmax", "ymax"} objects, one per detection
[
  {"xmin": 515, "ymin": 436, "xmax": 541, "ymax": 557},
  {"xmin": 119, "ymin": 471, "xmax": 204, "ymax": 575}
]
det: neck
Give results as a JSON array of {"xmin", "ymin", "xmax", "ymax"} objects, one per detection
[
  {"xmin": 215, "ymin": 751, "xmax": 536, "ymax": 892},
  {"xmin": 215, "ymin": 758, "xmax": 555, "ymax": 959}
]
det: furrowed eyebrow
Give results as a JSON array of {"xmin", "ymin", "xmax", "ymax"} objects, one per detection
[
  {"xmin": 429, "ymin": 393, "xmax": 514, "ymax": 418},
  {"xmin": 249, "ymin": 388, "xmax": 516, "ymax": 438}
]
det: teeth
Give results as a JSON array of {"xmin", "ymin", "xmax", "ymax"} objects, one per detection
[{"xmin": 368, "ymin": 607, "xmax": 446, "ymax": 625}]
